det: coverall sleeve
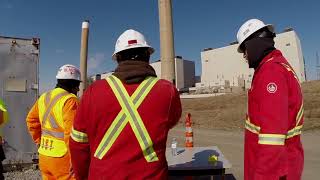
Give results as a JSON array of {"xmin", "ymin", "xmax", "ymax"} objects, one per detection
[
  {"xmin": 168, "ymin": 86, "xmax": 182, "ymax": 129},
  {"xmin": 254, "ymin": 65, "xmax": 289, "ymax": 180},
  {"xmin": 69, "ymin": 88, "xmax": 91, "ymax": 180},
  {"xmin": 26, "ymin": 100, "xmax": 41, "ymax": 145},
  {"xmin": 62, "ymin": 97, "xmax": 79, "ymax": 148}
]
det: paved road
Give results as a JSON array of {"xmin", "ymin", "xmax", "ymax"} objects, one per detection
[{"xmin": 167, "ymin": 127, "xmax": 320, "ymax": 180}]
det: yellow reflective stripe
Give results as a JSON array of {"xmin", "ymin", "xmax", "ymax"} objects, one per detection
[
  {"xmin": 0, "ymin": 99, "xmax": 8, "ymax": 126},
  {"xmin": 286, "ymin": 125, "xmax": 303, "ymax": 139},
  {"xmin": 95, "ymin": 77, "xmax": 156, "ymax": 159},
  {"xmin": 71, "ymin": 127, "xmax": 88, "ymax": 143},
  {"xmin": 42, "ymin": 91, "xmax": 69, "ymax": 126},
  {"xmin": 0, "ymin": 100, "xmax": 7, "ymax": 112},
  {"xmin": 109, "ymin": 76, "xmax": 159, "ymax": 162},
  {"xmin": 258, "ymin": 134, "xmax": 286, "ymax": 145},
  {"xmin": 0, "ymin": 106, "xmax": 6, "ymax": 112},
  {"xmin": 296, "ymin": 103, "xmax": 304, "ymax": 126},
  {"xmin": 133, "ymin": 77, "xmax": 158, "ymax": 108},
  {"xmin": 45, "ymin": 91, "xmax": 51, "ymax": 106},
  {"xmin": 245, "ymin": 120, "xmax": 260, "ymax": 134},
  {"xmin": 281, "ymin": 63, "xmax": 300, "ymax": 82},
  {"xmin": 94, "ymin": 76, "xmax": 158, "ymax": 162},
  {"xmin": 94, "ymin": 112, "xmax": 128, "ymax": 158},
  {"xmin": 106, "ymin": 76, "xmax": 159, "ymax": 162},
  {"xmin": 245, "ymin": 115, "xmax": 303, "ymax": 141}
]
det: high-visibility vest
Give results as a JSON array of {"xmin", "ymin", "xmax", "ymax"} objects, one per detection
[
  {"xmin": 92, "ymin": 75, "xmax": 159, "ymax": 162},
  {"xmin": 38, "ymin": 88, "xmax": 76, "ymax": 157},
  {"xmin": 0, "ymin": 98, "xmax": 9, "ymax": 137},
  {"xmin": 245, "ymin": 62, "xmax": 303, "ymax": 145}
]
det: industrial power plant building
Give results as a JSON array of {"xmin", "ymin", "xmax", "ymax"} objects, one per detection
[
  {"xmin": 91, "ymin": 29, "xmax": 304, "ymax": 93},
  {"xmin": 150, "ymin": 56, "xmax": 195, "ymax": 91},
  {"xmin": 200, "ymin": 29, "xmax": 305, "ymax": 89},
  {"xmin": 91, "ymin": 56, "xmax": 195, "ymax": 91}
]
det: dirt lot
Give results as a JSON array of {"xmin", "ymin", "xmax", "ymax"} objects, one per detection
[
  {"xmin": 178, "ymin": 80, "xmax": 320, "ymax": 131},
  {"xmin": 168, "ymin": 80, "xmax": 320, "ymax": 179}
]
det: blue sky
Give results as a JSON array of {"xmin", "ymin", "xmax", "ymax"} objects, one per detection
[{"xmin": 0, "ymin": 0, "xmax": 319, "ymax": 92}]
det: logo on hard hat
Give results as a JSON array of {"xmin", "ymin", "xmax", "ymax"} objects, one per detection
[
  {"xmin": 267, "ymin": 83, "xmax": 277, "ymax": 93},
  {"xmin": 243, "ymin": 29, "xmax": 250, "ymax": 37}
]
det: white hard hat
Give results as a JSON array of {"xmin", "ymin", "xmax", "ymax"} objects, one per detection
[
  {"xmin": 236, "ymin": 19, "xmax": 274, "ymax": 53},
  {"xmin": 56, "ymin": 64, "xmax": 81, "ymax": 81},
  {"xmin": 112, "ymin": 29, "xmax": 154, "ymax": 60}
]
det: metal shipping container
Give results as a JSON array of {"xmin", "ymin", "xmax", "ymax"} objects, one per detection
[{"xmin": 0, "ymin": 36, "xmax": 39, "ymax": 164}]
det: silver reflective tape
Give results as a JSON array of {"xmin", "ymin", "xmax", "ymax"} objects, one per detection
[
  {"xmin": 42, "ymin": 129, "xmax": 64, "ymax": 139},
  {"xmin": 42, "ymin": 92, "xmax": 69, "ymax": 125},
  {"xmin": 259, "ymin": 136, "xmax": 285, "ymax": 144},
  {"xmin": 95, "ymin": 113, "xmax": 127, "ymax": 157},
  {"xmin": 132, "ymin": 78, "xmax": 154, "ymax": 104},
  {"xmin": 109, "ymin": 76, "xmax": 155, "ymax": 160},
  {"xmin": 45, "ymin": 92, "xmax": 51, "ymax": 106},
  {"xmin": 71, "ymin": 131, "xmax": 88, "ymax": 142},
  {"xmin": 49, "ymin": 115, "xmax": 59, "ymax": 129}
]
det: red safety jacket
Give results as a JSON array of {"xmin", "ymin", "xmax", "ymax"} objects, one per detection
[
  {"xmin": 245, "ymin": 50, "xmax": 304, "ymax": 180},
  {"xmin": 69, "ymin": 75, "xmax": 181, "ymax": 180}
]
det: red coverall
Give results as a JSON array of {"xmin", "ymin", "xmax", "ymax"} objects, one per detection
[
  {"xmin": 69, "ymin": 77, "xmax": 181, "ymax": 180},
  {"xmin": 245, "ymin": 50, "xmax": 304, "ymax": 180}
]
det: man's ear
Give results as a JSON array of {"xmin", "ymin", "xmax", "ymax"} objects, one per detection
[{"xmin": 115, "ymin": 54, "xmax": 122, "ymax": 62}]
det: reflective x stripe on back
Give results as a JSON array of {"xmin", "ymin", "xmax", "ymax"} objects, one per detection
[
  {"xmin": 42, "ymin": 91, "xmax": 69, "ymax": 138},
  {"xmin": 94, "ymin": 75, "xmax": 159, "ymax": 162}
]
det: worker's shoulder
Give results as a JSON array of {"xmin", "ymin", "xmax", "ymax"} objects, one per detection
[
  {"xmin": 260, "ymin": 60, "xmax": 288, "ymax": 76},
  {"xmin": 156, "ymin": 79, "xmax": 177, "ymax": 89},
  {"xmin": 39, "ymin": 90, "xmax": 51, "ymax": 98},
  {"xmin": 86, "ymin": 79, "xmax": 109, "ymax": 93}
]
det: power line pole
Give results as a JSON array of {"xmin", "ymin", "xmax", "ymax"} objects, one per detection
[{"xmin": 317, "ymin": 52, "xmax": 320, "ymax": 80}]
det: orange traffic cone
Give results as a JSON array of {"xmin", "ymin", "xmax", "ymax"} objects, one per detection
[{"xmin": 185, "ymin": 113, "xmax": 193, "ymax": 148}]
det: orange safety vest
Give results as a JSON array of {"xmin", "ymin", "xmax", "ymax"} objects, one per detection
[{"xmin": 38, "ymin": 88, "xmax": 76, "ymax": 157}]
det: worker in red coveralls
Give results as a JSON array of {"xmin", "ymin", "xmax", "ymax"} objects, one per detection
[
  {"xmin": 69, "ymin": 29, "xmax": 182, "ymax": 180},
  {"xmin": 236, "ymin": 19, "xmax": 304, "ymax": 180}
]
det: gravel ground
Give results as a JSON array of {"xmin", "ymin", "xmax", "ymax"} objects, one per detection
[{"xmin": 4, "ymin": 169, "xmax": 41, "ymax": 180}]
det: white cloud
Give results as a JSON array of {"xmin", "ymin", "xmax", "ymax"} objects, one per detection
[{"xmin": 88, "ymin": 53, "xmax": 106, "ymax": 74}]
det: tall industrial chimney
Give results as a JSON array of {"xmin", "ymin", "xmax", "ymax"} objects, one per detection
[
  {"xmin": 158, "ymin": 0, "xmax": 175, "ymax": 83},
  {"xmin": 79, "ymin": 20, "xmax": 89, "ymax": 97}
]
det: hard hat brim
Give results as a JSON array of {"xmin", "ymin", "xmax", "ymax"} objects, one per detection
[
  {"xmin": 237, "ymin": 24, "xmax": 274, "ymax": 53},
  {"xmin": 56, "ymin": 77, "xmax": 82, "ymax": 82},
  {"xmin": 112, "ymin": 45, "xmax": 155, "ymax": 60}
]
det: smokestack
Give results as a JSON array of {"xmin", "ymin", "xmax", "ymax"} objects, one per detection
[
  {"xmin": 79, "ymin": 20, "xmax": 89, "ymax": 97},
  {"xmin": 158, "ymin": 0, "xmax": 175, "ymax": 83}
]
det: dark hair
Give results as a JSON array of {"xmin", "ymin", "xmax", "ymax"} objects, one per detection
[
  {"xmin": 115, "ymin": 47, "xmax": 150, "ymax": 62},
  {"xmin": 240, "ymin": 27, "xmax": 276, "ymax": 52},
  {"xmin": 56, "ymin": 79, "xmax": 80, "ymax": 93}
]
